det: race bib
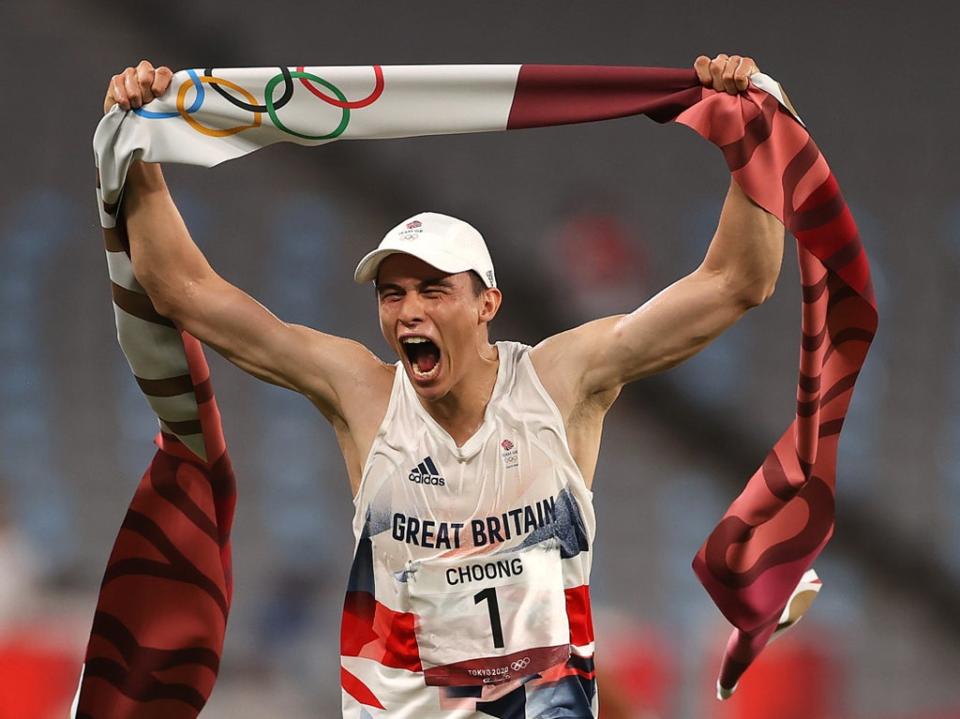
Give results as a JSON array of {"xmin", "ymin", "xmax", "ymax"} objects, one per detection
[{"xmin": 399, "ymin": 539, "xmax": 571, "ymax": 686}]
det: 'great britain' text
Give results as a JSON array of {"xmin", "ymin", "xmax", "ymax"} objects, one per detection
[{"xmin": 391, "ymin": 496, "xmax": 556, "ymax": 549}]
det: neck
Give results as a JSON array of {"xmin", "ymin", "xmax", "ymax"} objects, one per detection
[{"xmin": 419, "ymin": 342, "xmax": 499, "ymax": 446}]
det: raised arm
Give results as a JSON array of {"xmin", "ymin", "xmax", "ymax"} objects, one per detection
[
  {"xmin": 104, "ymin": 61, "xmax": 384, "ymax": 422},
  {"xmin": 533, "ymin": 54, "xmax": 784, "ymax": 412}
]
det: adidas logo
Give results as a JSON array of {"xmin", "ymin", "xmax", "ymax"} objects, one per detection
[{"xmin": 408, "ymin": 456, "xmax": 445, "ymax": 486}]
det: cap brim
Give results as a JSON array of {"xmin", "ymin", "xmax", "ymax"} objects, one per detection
[
  {"xmin": 353, "ymin": 248, "xmax": 400, "ymax": 284},
  {"xmin": 353, "ymin": 247, "xmax": 474, "ymax": 284}
]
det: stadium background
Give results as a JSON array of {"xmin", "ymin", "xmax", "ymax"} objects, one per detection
[{"xmin": 1, "ymin": 1, "xmax": 958, "ymax": 717}]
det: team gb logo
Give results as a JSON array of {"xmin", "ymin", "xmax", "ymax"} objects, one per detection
[{"xmin": 500, "ymin": 439, "xmax": 518, "ymax": 469}]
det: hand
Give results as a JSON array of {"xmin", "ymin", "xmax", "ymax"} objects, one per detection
[
  {"xmin": 103, "ymin": 60, "xmax": 174, "ymax": 115},
  {"xmin": 694, "ymin": 53, "xmax": 759, "ymax": 94}
]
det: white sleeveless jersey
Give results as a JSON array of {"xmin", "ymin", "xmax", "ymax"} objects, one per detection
[{"xmin": 341, "ymin": 341, "xmax": 598, "ymax": 719}]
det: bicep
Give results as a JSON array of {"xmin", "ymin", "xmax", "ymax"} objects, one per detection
[
  {"xmin": 164, "ymin": 274, "xmax": 370, "ymax": 415},
  {"xmin": 558, "ymin": 268, "xmax": 754, "ymax": 395}
]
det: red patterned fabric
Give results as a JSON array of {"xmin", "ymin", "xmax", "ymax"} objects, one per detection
[
  {"xmin": 675, "ymin": 78, "xmax": 875, "ymax": 692},
  {"xmin": 512, "ymin": 66, "xmax": 876, "ymax": 691},
  {"xmin": 75, "ymin": 215, "xmax": 237, "ymax": 718}
]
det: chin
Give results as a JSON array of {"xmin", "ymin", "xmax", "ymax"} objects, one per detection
[
  {"xmin": 405, "ymin": 365, "xmax": 448, "ymax": 401},
  {"xmin": 415, "ymin": 387, "xmax": 447, "ymax": 403}
]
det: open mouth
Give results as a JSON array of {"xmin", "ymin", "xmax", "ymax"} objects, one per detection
[{"xmin": 401, "ymin": 336, "xmax": 442, "ymax": 381}]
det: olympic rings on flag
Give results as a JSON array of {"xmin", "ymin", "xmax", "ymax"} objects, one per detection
[
  {"xmin": 203, "ymin": 66, "xmax": 295, "ymax": 113},
  {"xmin": 294, "ymin": 64, "xmax": 384, "ymax": 109},
  {"xmin": 134, "ymin": 68, "xmax": 205, "ymax": 119},
  {"xmin": 178, "ymin": 75, "xmax": 262, "ymax": 138},
  {"xmin": 132, "ymin": 66, "xmax": 384, "ymax": 140},
  {"xmin": 264, "ymin": 70, "xmax": 349, "ymax": 140}
]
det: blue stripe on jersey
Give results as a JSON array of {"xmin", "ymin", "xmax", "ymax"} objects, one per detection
[
  {"xmin": 513, "ymin": 488, "xmax": 590, "ymax": 559},
  {"xmin": 569, "ymin": 654, "xmax": 595, "ymax": 674},
  {"xmin": 475, "ymin": 683, "xmax": 526, "ymax": 718},
  {"xmin": 346, "ymin": 518, "xmax": 375, "ymax": 594},
  {"xmin": 525, "ymin": 674, "xmax": 596, "ymax": 718},
  {"xmin": 444, "ymin": 685, "xmax": 483, "ymax": 698}
]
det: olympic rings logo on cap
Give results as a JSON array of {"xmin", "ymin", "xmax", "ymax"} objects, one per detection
[{"xmin": 133, "ymin": 65, "xmax": 384, "ymax": 140}]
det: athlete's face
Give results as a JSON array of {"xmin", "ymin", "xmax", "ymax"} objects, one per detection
[{"xmin": 376, "ymin": 254, "xmax": 500, "ymax": 401}]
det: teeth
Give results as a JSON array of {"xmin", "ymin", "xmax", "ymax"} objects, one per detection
[
  {"xmin": 411, "ymin": 360, "xmax": 441, "ymax": 379},
  {"xmin": 400, "ymin": 336, "xmax": 441, "ymax": 381}
]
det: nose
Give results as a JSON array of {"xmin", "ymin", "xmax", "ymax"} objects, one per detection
[{"xmin": 397, "ymin": 291, "xmax": 426, "ymax": 326}]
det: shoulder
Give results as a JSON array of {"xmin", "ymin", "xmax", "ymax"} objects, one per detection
[
  {"xmin": 529, "ymin": 321, "xmax": 623, "ymax": 419},
  {"xmin": 289, "ymin": 327, "xmax": 389, "ymax": 381},
  {"xmin": 287, "ymin": 325, "xmax": 396, "ymax": 420}
]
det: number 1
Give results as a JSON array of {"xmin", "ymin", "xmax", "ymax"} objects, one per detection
[{"xmin": 474, "ymin": 587, "xmax": 504, "ymax": 648}]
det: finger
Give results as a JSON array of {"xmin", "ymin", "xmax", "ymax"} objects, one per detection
[
  {"xmin": 709, "ymin": 53, "xmax": 729, "ymax": 92},
  {"xmin": 136, "ymin": 60, "xmax": 156, "ymax": 104},
  {"xmin": 152, "ymin": 66, "xmax": 174, "ymax": 97},
  {"xmin": 112, "ymin": 74, "xmax": 129, "ymax": 110},
  {"xmin": 103, "ymin": 76, "xmax": 117, "ymax": 108},
  {"xmin": 734, "ymin": 56, "xmax": 758, "ymax": 91},
  {"xmin": 123, "ymin": 67, "xmax": 142, "ymax": 108},
  {"xmin": 722, "ymin": 55, "xmax": 742, "ymax": 94},
  {"xmin": 694, "ymin": 55, "xmax": 712, "ymax": 85}
]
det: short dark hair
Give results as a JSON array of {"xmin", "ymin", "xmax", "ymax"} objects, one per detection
[{"xmin": 466, "ymin": 270, "xmax": 487, "ymax": 297}]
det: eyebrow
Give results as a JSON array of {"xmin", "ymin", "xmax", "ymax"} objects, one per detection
[{"xmin": 375, "ymin": 277, "xmax": 454, "ymax": 294}]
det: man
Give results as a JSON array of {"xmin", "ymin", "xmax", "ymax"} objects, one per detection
[{"xmin": 104, "ymin": 53, "xmax": 783, "ymax": 717}]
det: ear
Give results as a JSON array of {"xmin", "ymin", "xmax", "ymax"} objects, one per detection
[{"xmin": 478, "ymin": 287, "xmax": 502, "ymax": 324}]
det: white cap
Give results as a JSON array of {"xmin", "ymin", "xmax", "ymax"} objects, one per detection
[{"xmin": 354, "ymin": 212, "xmax": 496, "ymax": 288}]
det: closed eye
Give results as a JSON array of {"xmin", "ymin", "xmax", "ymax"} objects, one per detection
[{"xmin": 421, "ymin": 281, "xmax": 453, "ymax": 296}]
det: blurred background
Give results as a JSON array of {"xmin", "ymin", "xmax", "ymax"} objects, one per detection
[{"xmin": 1, "ymin": 1, "xmax": 958, "ymax": 717}]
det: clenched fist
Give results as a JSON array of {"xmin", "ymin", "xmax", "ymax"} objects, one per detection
[
  {"xmin": 103, "ymin": 60, "xmax": 174, "ymax": 115},
  {"xmin": 693, "ymin": 53, "xmax": 759, "ymax": 94}
]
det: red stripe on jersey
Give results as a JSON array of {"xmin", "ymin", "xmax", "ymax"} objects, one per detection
[
  {"xmin": 340, "ymin": 666, "xmax": 385, "ymax": 709},
  {"xmin": 565, "ymin": 585, "xmax": 595, "ymax": 646},
  {"xmin": 341, "ymin": 591, "xmax": 422, "ymax": 672},
  {"xmin": 531, "ymin": 656, "xmax": 597, "ymax": 685}
]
